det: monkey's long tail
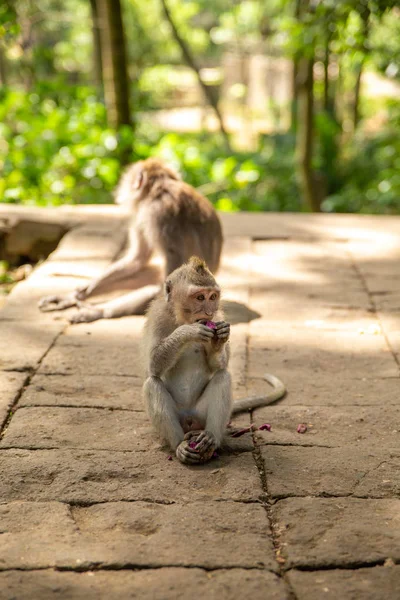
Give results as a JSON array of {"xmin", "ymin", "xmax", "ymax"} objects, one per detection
[{"xmin": 231, "ymin": 373, "xmax": 286, "ymax": 414}]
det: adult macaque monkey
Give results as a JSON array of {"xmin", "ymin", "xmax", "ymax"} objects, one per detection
[
  {"xmin": 38, "ymin": 158, "xmax": 223, "ymax": 323},
  {"xmin": 142, "ymin": 257, "xmax": 286, "ymax": 465}
]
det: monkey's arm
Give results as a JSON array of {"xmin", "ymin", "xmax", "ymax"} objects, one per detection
[
  {"xmin": 38, "ymin": 226, "xmax": 152, "ymax": 312},
  {"xmin": 204, "ymin": 321, "xmax": 230, "ymax": 371},
  {"xmin": 149, "ymin": 324, "xmax": 214, "ymax": 377},
  {"xmin": 231, "ymin": 373, "xmax": 286, "ymax": 413}
]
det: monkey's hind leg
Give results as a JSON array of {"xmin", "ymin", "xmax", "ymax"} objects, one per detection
[
  {"xmin": 143, "ymin": 376, "xmax": 202, "ymax": 465},
  {"xmin": 192, "ymin": 369, "xmax": 232, "ymax": 459},
  {"xmin": 69, "ymin": 285, "xmax": 161, "ymax": 324}
]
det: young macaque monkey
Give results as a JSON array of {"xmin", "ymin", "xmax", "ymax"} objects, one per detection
[
  {"xmin": 38, "ymin": 158, "xmax": 223, "ymax": 323},
  {"xmin": 142, "ymin": 257, "xmax": 286, "ymax": 465}
]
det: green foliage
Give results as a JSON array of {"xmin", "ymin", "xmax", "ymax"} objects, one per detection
[
  {"xmin": 0, "ymin": 85, "xmax": 134, "ymax": 205},
  {"xmin": 1, "ymin": 82, "xmax": 399, "ymax": 214},
  {"xmin": 0, "ymin": 261, "xmax": 14, "ymax": 285},
  {"xmin": 322, "ymin": 103, "xmax": 400, "ymax": 214},
  {"xmin": 137, "ymin": 131, "xmax": 300, "ymax": 211}
]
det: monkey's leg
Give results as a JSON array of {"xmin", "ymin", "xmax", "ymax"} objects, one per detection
[
  {"xmin": 193, "ymin": 369, "xmax": 232, "ymax": 456},
  {"xmin": 69, "ymin": 285, "xmax": 160, "ymax": 324},
  {"xmin": 38, "ymin": 228, "xmax": 152, "ymax": 313},
  {"xmin": 143, "ymin": 376, "xmax": 201, "ymax": 465},
  {"xmin": 78, "ymin": 229, "xmax": 153, "ymax": 300}
]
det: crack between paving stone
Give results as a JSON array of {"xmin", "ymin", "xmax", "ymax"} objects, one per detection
[
  {"xmin": 39, "ymin": 371, "xmax": 142, "ymax": 380},
  {"xmin": 258, "ymin": 442, "xmax": 334, "ymax": 448},
  {"xmin": 55, "ymin": 562, "xmax": 274, "ymax": 573},
  {"xmin": 0, "ymin": 563, "xmax": 276, "ymax": 574},
  {"xmin": 347, "ymin": 248, "xmax": 400, "ymax": 373},
  {"xmin": 0, "ymin": 328, "xmax": 67, "ymax": 442},
  {"xmin": 19, "ymin": 403, "xmax": 144, "ymax": 412},
  {"xmin": 351, "ymin": 460, "xmax": 389, "ymax": 495},
  {"xmin": 0, "ymin": 445, "xmax": 151, "ymax": 453},
  {"xmin": 67, "ymin": 498, "xmax": 176, "ymax": 507},
  {"xmin": 247, "ymin": 248, "xmax": 299, "ymax": 599},
  {"xmin": 252, "ymin": 444, "xmax": 298, "ymax": 599},
  {"xmin": 0, "ymin": 373, "xmax": 30, "ymax": 434},
  {"xmin": 288, "ymin": 558, "xmax": 399, "ymax": 572}
]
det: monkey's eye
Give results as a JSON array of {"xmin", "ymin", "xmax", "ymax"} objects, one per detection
[
  {"xmin": 210, "ymin": 293, "xmax": 217, "ymax": 301},
  {"xmin": 197, "ymin": 294, "xmax": 205, "ymax": 301}
]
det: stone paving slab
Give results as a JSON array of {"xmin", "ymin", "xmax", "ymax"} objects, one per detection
[
  {"xmin": 19, "ymin": 374, "xmax": 143, "ymax": 410},
  {"xmin": 0, "ymin": 406, "xmax": 253, "ymax": 453},
  {"xmin": 0, "ymin": 406, "xmax": 152, "ymax": 451},
  {"xmin": 252, "ymin": 405, "xmax": 400, "ymax": 451},
  {"xmin": 0, "ymin": 569, "xmax": 291, "ymax": 600},
  {"xmin": 247, "ymin": 373, "xmax": 400, "ymax": 406},
  {"xmin": 48, "ymin": 225, "xmax": 126, "ymax": 261},
  {"xmin": 0, "ymin": 277, "xmax": 85, "ymax": 322},
  {"xmin": 272, "ymin": 497, "xmax": 400, "ymax": 569},
  {"xmin": 1, "ymin": 210, "xmax": 400, "ymax": 598},
  {"xmin": 287, "ymin": 565, "xmax": 400, "ymax": 600},
  {"xmin": 248, "ymin": 328, "xmax": 398, "ymax": 380},
  {"xmin": 0, "ymin": 448, "xmax": 260, "ymax": 503},
  {"xmin": 31, "ymin": 257, "xmax": 110, "ymax": 280},
  {"xmin": 38, "ymin": 340, "xmax": 144, "ymax": 377},
  {"xmin": 0, "ymin": 372, "xmax": 27, "ymax": 429},
  {"xmin": 261, "ymin": 446, "xmax": 400, "ymax": 498},
  {"xmin": 0, "ymin": 500, "xmax": 277, "ymax": 571},
  {"xmin": 0, "ymin": 320, "xmax": 64, "ymax": 371}
]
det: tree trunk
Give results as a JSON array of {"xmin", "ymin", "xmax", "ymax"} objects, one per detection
[
  {"xmin": 294, "ymin": 0, "xmax": 322, "ymax": 211},
  {"xmin": 89, "ymin": 0, "xmax": 103, "ymax": 91},
  {"xmin": 291, "ymin": 57, "xmax": 299, "ymax": 131},
  {"xmin": 159, "ymin": 0, "xmax": 231, "ymax": 151},
  {"xmin": 296, "ymin": 56, "xmax": 320, "ymax": 212},
  {"xmin": 0, "ymin": 46, "xmax": 7, "ymax": 86},
  {"xmin": 96, "ymin": 0, "xmax": 131, "ymax": 128},
  {"xmin": 352, "ymin": 63, "xmax": 363, "ymax": 129},
  {"xmin": 290, "ymin": 0, "xmax": 301, "ymax": 131},
  {"xmin": 323, "ymin": 37, "xmax": 330, "ymax": 113},
  {"xmin": 352, "ymin": 7, "xmax": 370, "ymax": 131}
]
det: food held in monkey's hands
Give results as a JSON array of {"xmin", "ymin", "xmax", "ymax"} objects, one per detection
[
  {"xmin": 184, "ymin": 433, "xmax": 216, "ymax": 462},
  {"xmin": 205, "ymin": 320, "xmax": 217, "ymax": 330}
]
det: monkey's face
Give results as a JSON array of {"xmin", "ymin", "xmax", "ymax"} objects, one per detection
[{"xmin": 177, "ymin": 286, "xmax": 220, "ymax": 325}]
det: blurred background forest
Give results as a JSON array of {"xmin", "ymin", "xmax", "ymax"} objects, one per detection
[{"xmin": 0, "ymin": 0, "xmax": 399, "ymax": 213}]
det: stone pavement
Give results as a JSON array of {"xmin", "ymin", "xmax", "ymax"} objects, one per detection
[{"xmin": 0, "ymin": 209, "xmax": 400, "ymax": 599}]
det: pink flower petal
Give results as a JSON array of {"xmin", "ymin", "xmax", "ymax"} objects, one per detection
[
  {"xmin": 230, "ymin": 424, "xmax": 255, "ymax": 438},
  {"xmin": 205, "ymin": 321, "xmax": 217, "ymax": 329},
  {"xmin": 297, "ymin": 423, "xmax": 307, "ymax": 434},
  {"xmin": 167, "ymin": 455, "xmax": 173, "ymax": 461},
  {"xmin": 258, "ymin": 423, "xmax": 271, "ymax": 431},
  {"xmin": 189, "ymin": 441, "xmax": 198, "ymax": 449}
]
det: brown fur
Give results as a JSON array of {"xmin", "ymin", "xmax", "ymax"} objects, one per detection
[{"xmin": 38, "ymin": 158, "xmax": 223, "ymax": 323}]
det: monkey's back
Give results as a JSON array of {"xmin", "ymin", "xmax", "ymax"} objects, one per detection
[{"xmin": 149, "ymin": 180, "xmax": 223, "ymax": 273}]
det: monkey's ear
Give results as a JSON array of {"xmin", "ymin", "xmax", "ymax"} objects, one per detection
[
  {"xmin": 133, "ymin": 168, "xmax": 147, "ymax": 190},
  {"xmin": 165, "ymin": 280, "xmax": 172, "ymax": 301}
]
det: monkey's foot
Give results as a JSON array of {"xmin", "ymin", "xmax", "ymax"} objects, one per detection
[
  {"xmin": 69, "ymin": 306, "xmax": 104, "ymax": 324},
  {"xmin": 38, "ymin": 293, "xmax": 78, "ymax": 312}
]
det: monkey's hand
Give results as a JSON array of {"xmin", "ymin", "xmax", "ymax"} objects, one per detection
[
  {"xmin": 176, "ymin": 434, "xmax": 203, "ymax": 465},
  {"xmin": 38, "ymin": 291, "xmax": 80, "ymax": 312},
  {"xmin": 214, "ymin": 321, "xmax": 230, "ymax": 342},
  {"xmin": 194, "ymin": 430, "xmax": 218, "ymax": 456},
  {"xmin": 183, "ymin": 323, "xmax": 215, "ymax": 344}
]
